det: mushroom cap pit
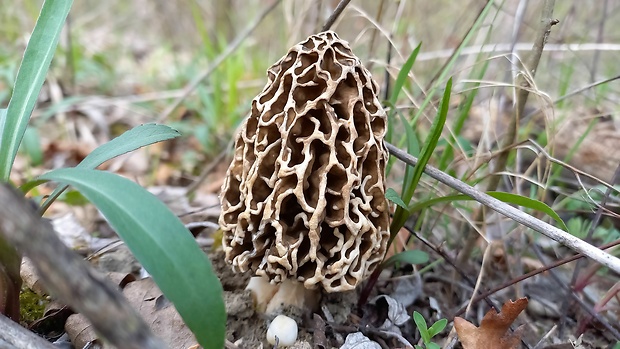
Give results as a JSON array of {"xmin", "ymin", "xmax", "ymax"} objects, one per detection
[{"xmin": 219, "ymin": 31, "xmax": 390, "ymax": 293}]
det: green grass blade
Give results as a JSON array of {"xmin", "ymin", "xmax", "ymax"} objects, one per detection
[
  {"xmin": 556, "ymin": 61, "xmax": 575, "ymax": 109},
  {"xmin": 19, "ymin": 179, "xmax": 47, "ymax": 194},
  {"xmin": 20, "ymin": 127, "xmax": 43, "ymax": 166},
  {"xmin": 486, "ymin": 191, "xmax": 569, "ymax": 231},
  {"xmin": 388, "ymin": 43, "xmax": 422, "ymax": 109},
  {"xmin": 382, "ymin": 250, "xmax": 429, "ymax": 269},
  {"xmin": 390, "ymin": 79, "xmax": 452, "ymax": 237},
  {"xmin": 438, "ymin": 60, "xmax": 490, "ymax": 171},
  {"xmin": 549, "ymin": 118, "xmax": 596, "ymax": 184},
  {"xmin": 0, "ymin": 0, "xmax": 73, "ymax": 181},
  {"xmin": 403, "ymin": 0, "xmax": 495, "ymax": 135},
  {"xmin": 39, "ymin": 168, "xmax": 225, "ymax": 349},
  {"xmin": 385, "ymin": 43, "xmax": 421, "ymax": 143},
  {"xmin": 408, "ymin": 78, "xmax": 451, "ymax": 195},
  {"xmin": 36, "ymin": 124, "xmax": 180, "ymax": 212},
  {"xmin": 408, "ymin": 194, "xmax": 469, "ymax": 213},
  {"xmin": 399, "ymin": 113, "xmax": 420, "ymax": 201},
  {"xmin": 408, "ymin": 192, "xmax": 568, "ymax": 232},
  {"xmin": 389, "ymin": 115, "xmax": 420, "ymax": 244}
]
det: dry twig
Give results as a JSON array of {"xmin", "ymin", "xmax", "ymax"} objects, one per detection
[
  {"xmin": 157, "ymin": 0, "xmax": 282, "ymax": 123},
  {"xmin": 0, "ymin": 184, "xmax": 167, "ymax": 349},
  {"xmin": 459, "ymin": 0, "xmax": 559, "ymax": 264},
  {"xmin": 385, "ymin": 142, "xmax": 620, "ymax": 273},
  {"xmin": 321, "ymin": 0, "xmax": 352, "ymax": 32}
]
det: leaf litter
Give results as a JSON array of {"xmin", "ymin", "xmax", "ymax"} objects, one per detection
[{"xmin": 454, "ymin": 298, "xmax": 528, "ymax": 349}]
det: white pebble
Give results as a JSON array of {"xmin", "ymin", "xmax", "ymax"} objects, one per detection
[{"xmin": 267, "ymin": 315, "xmax": 298, "ymax": 347}]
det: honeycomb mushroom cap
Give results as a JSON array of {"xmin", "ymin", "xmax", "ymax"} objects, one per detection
[{"xmin": 219, "ymin": 31, "xmax": 390, "ymax": 292}]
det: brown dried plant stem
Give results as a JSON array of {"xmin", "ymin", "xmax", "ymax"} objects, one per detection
[
  {"xmin": 384, "ymin": 143, "xmax": 620, "ymax": 274},
  {"xmin": 321, "ymin": 0, "xmax": 352, "ymax": 32},
  {"xmin": 452, "ymin": 238, "xmax": 620, "ymax": 317},
  {"xmin": 458, "ymin": 0, "xmax": 558, "ymax": 264},
  {"xmin": 425, "ymin": 0, "xmax": 493, "ymax": 90},
  {"xmin": 530, "ymin": 241, "xmax": 620, "ymax": 340},
  {"xmin": 0, "ymin": 184, "xmax": 166, "ymax": 349},
  {"xmin": 560, "ymin": 163, "xmax": 620, "ymax": 336},
  {"xmin": 157, "ymin": 0, "xmax": 282, "ymax": 123}
]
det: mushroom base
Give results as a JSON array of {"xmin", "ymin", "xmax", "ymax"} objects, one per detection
[{"xmin": 246, "ymin": 276, "xmax": 320, "ymax": 314}]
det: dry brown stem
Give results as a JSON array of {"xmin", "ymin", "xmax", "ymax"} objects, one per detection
[{"xmin": 459, "ymin": 0, "xmax": 558, "ymax": 264}]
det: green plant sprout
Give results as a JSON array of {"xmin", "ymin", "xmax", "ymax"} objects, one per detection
[{"xmin": 413, "ymin": 311, "xmax": 448, "ymax": 349}]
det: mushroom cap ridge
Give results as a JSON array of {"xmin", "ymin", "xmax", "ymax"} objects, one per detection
[{"xmin": 219, "ymin": 31, "xmax": 390, "ymax": 292}]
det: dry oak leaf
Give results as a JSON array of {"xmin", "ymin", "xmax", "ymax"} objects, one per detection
[{"xmin": 454, "ymin": 297, "xmax": 528, "ymax": 349}]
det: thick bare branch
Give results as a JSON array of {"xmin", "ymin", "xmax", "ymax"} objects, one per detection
[{"xmin": 0, "ymin": 184, "xmax": 167, "ymax": 349}]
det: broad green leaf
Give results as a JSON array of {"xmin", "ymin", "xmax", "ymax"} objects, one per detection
[
  {"xmin": 413, "ymin": 311, "xmax": 430, "ymax": 343},
  {"xmin": 428, "ymin": 318, "xmax": 448, "ymax": 337},
  {"xmin": 408, "ymin": 191, "xmax": 569, "ymax": 232},
  {"xmin": 386, "ymin": 188, "xmax": 408, "ymax": 210},
  {"xmin": 427, "ymin": 343, "xmax": 441, "ymax": 349},
  {"xmin": 38, "ymin": 123, "xmax": 180, "ymax": 212},
  {"xmin": 77, "ymin": 123, "xmax": 179, "ymax": 169},
  {"xmin": 0, "ymin": 0, "xmax": 73, "ymax": 180},
  {"xmin": 382, "ymin": 250, "xmax": 429, "ymax": 269},
  {"xmin": 39, "ymin": 168, "xmax": 225, "ymax": 349}
]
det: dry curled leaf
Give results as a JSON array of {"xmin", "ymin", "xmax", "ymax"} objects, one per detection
[
  {"xmin": 340, "ymin": 332, "xmax": 381, "ymax": 349},
  {"xmin": 454, "ymin": 298, "xmax": 528, "ymax": 349}
]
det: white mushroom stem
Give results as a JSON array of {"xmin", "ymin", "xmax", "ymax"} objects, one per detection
[
  {"xmin": 266, "ymin": 279, "xmax": 320, "ymax": 314},
  {"xmin": 246, "ymin": 276, "xmax": 279, "ymax": 313},
  {"xmin": 246, "ymin": 276, "xmax": 320, "ymax": 314}
]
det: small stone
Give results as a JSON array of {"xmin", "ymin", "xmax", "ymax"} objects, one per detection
[{"xmin": 267, "ymin": 315, "xmax": 298, "ymax": 347}]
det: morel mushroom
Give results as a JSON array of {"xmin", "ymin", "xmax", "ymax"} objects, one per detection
[{"xmin": 219, "ymin": 31, "xmax": 390, "ymax": 312}]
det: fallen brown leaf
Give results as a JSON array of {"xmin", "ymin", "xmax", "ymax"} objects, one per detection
[{"xmin": 454, "ymin": 297, "xmax": 528, "ymax": 349}]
